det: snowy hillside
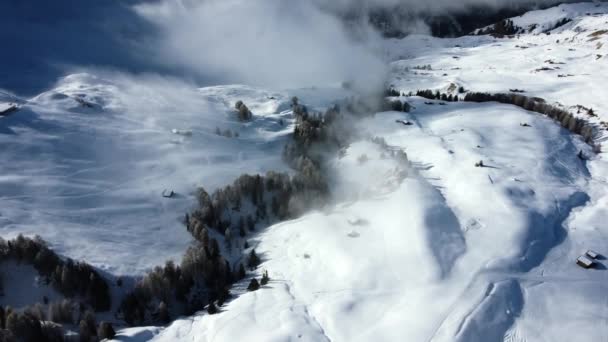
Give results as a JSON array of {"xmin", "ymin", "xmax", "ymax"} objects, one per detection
[
  {"xmin": 0, "ymin": 73, "xmax": 355, "ymax": 276},
  {"xmin": 386, "ymin": 2, "xmax": 608, "ymax": 128},
  {"xmin": 115, "ymin": 3, "xmax": 608, "ymax": 341},
  {"xmin": 2, "ymin": 2, "xmax": 608, "ymax": 342},
  {"xmin": 138, "ymin": 97, "xmax": 601, "ymax": 342}
]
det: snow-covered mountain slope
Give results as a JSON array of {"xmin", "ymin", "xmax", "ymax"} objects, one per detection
[
  {"xmin": 2, "ymin": 2, "xmax": 608, "ymax": 341},
  {"xmin": 107, "ymin": 3, "xmax": 608, "ymax": 341},
  {"xmin": 0, "ymin": 73, "xmax": 353, "ymax": 276},
  {"xmin": 130, "ymin": 96, "xmax": 601, "ymax": 342},
  {"xmin": 478, "ymin": 2, "xmax": 608, "ymax": 34},
  {"xmin": 386, "ymin": 2, "xmax": 608, "ymax": 128}
]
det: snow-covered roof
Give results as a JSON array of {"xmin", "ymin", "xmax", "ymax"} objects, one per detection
[
  {"xmin": 586, "ymin": 250, "xmax": 599, "ymax": 259},
  {"xmin": 577, "ymin": 255, "xmax": 594, "ymax": 267}
]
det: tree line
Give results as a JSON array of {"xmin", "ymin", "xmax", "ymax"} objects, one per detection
[
  {"xmin": 0, "ymin": 235, "xmax": 110, "ymax": 311},
  {"xmin": 117, "ymin": 94, "xmax": 379, "ymax": 327},
  {"xmin": 415, "ymin": 89, "xmax": 596, "ymax": 146},
  {"xmin": 0, "ymin": 92, "xmax": 391, "ymax": 336},
  {"xmin": 0, "ymin": 235, "xmax": 115, "ymax": 341}
]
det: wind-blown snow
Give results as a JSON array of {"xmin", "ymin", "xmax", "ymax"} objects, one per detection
[
  {"xmin": 109, "ymin": 4, "xmax": 608, "ymax": 341},
  {"xmin": 0, "ymin": 73, "xmax": 353, "ymax": 275},
  {"xmin": 2, "ymin": 2, "xmax": 608, "ymax": 341},
  {"xmin": 133, "ymin": 94, "xmax": 598, "ymax": 341}
]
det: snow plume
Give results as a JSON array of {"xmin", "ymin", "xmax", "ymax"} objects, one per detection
[
  {"xmin": 134, "ymin": 0, "xmax": 581, "ymax": 90},
  {"xmin": 134, "ymin": 0, "xmax": 387, "ymax": 93}
]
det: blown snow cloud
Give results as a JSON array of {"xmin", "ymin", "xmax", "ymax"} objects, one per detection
[
  {"xmin": 133, "ymin": 0, "xmax": 572, "ymax": 90},
  {"xmin": 134, "ymin": 0, "xmax": 387, "ymax": 91}
]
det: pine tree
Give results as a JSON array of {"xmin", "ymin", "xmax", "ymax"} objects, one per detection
[
  {"xmin": 97, "ymin": 322, "xmax": 116, "ymax": 340},
  {"xmin": 158, "ymin": 301, "xmax": 170, "ymax": 323},
  {"xmin": 0, "ymin": 306, "xmax": 5, "ymax": 330},
  {"xmin": 238, "ymin": 264, "xmax": 246, "ymax": 280},
  {"xmin": 82, "ymin": 310, "xmax": 96, "ymax": 337},
  {"xmin": 79, "ymin": 319, "xmax": 92, "ymax": 342},
  {"xmin": 247, "ymin": 278, "xmax": 260, "ymax": 291},
  {"xmin": 210, "ymin": 239, "xmax": 220, "ymax": 259},
  {"xmin": 261, "ymin": 270, "xmax": 269, "ymax": 286},
  {"xmin": 247, "ymin": 215, "xmax": 255, "ymax": 231},
  {"xmin": 207, "ymin": 302, "xmax": 218, "ymax": 315},
  {"xmin": 238, "ymin": 104, "xmax": 252, "ymax": 121},
  {"xmin": 224, "ymin": 228, "xmax": 232, "ymax": 250},
  {"xmin": 247, "ymin": 249, "xmax": 260, "ymax": 270}
]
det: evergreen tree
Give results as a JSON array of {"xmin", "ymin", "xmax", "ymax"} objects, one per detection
[
  {"xmin": 238, "ymin": 264, "xmax": 246, "ymax": 280},
  {"xmin": 97, "ymin": 321, "xmax": 116, "ymax": 340},
  {"xmin": 79, "ymin": 319, "xmax": 92, "ymax": 342},
  {"xmin": 261, "ymin": 270, "xmax": 270, "ymax": 286},
  {"xmin": 158, "ymin": 301, "xmax": 170, "ymax": 324},
  {"xmin": 247, "ymin": 278, "xmax": 260, "ymax": 291},
  {"xmin": 207, "ymin": 302, "xmax": 218, "ymax": 315},
  {"xmin": 247, "ymin": 249, "xmax": 260, "ymax": 270}
]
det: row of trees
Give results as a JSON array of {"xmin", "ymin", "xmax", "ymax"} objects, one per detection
[
  {"xmin": 385, "ymin": 88, "xmax": 401, "ymax": 97},
  {"xmin": 118, "ymin": 242, "xmax": 236, "ymax": 325},
  {"xmin": 119, "ymin": 94, "xmax": 385, "ymax": 327},
  {"xmin": 476, "ymin": 19, "xmax": 519, "ymax": 37},
  {"xmin": 0, "ymin": 303, "xmax": 115, "ymax": 342},
  {"xmin": 416, "ymin": 89, "xmax": 460, "ymax": 102},
  {"xmin": 117, "ymin": 97, "xmax": 338, "ymax": 326},
  {"xmin": 384, "ymin": 99, "xmax": 412, "ymax": 112},
  {"xmin": 214, "ymin": 127, "xmax": 239, "ymax": 138},
  {"xmin": 0, "ymin": 235, "xmax": 111, "ymax": 311},
  {"xmin": 414, "ymin": 89, "xmax": 596, "ymax": 145},
  {"xmin": 462, "ymin": 91, "xmax": 595, "ymax": 143},
  {"xmin": 0, "ymin": 93, "xmax": 389, "ymax": 333}
]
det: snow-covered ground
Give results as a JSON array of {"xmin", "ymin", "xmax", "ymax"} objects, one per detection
[
  {"xmin": 137, "ymin": 95, "xmax": 604, "ymax": 342},
  {"xmin": 385, "ymin": 2, "xmax": 608, "ymax": 127},
  {"xmin": 0, "ymin": 72, "xmax": 353, "ymax": 276},
  {"xmin": 2, "ymin": 2, "xmax": 608, "ymax": 341},
  {"xmin": 109, "ymin": 3, "xmax": 608, "ymax": 341}
]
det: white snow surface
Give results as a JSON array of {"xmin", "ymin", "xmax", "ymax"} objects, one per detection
[
  {"xmin": 386, "ymin": 2, "xmax": 608, "ymax": 128},
  {"xmin": 139, "ymin": 95, "xmax": 603, "ymax": 342},
  {"xmin": 112, "ymin": 4, "xmax": 608, "ymax": 341},
  {"xmin": 0, "ymin": 260, "xmax": 62, "ymax": 309},
  {"xmin": 2, "ymin": 2, "xmax": 608, "ymax": 342},
  {"xmin": 0, "ymin": 72, "xmax": 352, "ymax": 276}
]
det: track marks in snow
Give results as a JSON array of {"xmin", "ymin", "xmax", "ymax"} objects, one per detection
[{"xmin": 282, "ymin": 281, "xmax": 332, "ymax": 342}]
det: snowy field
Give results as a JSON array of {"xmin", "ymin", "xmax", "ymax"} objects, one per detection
[
  {"xmin": 386, "ymin": 2, "xmax": 608, "ymax": 125},
  {"xmin": 138, "ymin": 96, "xmax": 605, "ymax": 342},
  {"xmin": 0, "ymin": 73, "xmax": 353, "ymax": 276},
  {"xmin": 1, "ymin": 2, "xmax": 608, "ymax": 341},
  {"xmin": 113, "ymin": 3, "xmax": 608, "ymax": 341}
]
